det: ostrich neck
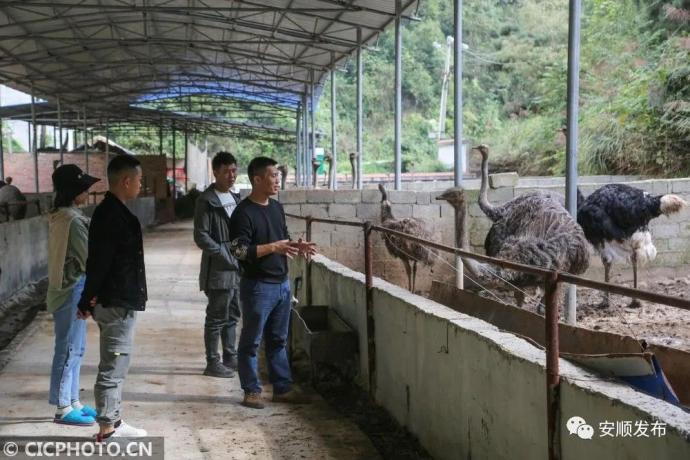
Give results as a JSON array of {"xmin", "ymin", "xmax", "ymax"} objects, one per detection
[
  {"xmin": 479, "ymin": 154, "xmax": 500, "ymax": 221},
  {"xmin": 381, "ymin": 202, "xmax": 394, "ymax": 222},
  {"xmin": 454, "ymin": 204, "xmax": 469, "ymax": 249},
  {"xmin": 454, "ymin": 199, "xmax": 490, "ymax": 283}
]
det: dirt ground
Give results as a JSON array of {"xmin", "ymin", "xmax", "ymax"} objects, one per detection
[{"xmin": 464, "ymin": 266, "xmax": 690, "ymax": 352}]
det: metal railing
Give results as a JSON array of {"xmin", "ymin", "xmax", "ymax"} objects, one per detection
[
  {"xmin": 0, "ymin": 199, "xmax": 42, "ymax": 220},
  {"xmin": 0, "ymin": 178, "xmax": 160, "ymax": 220},
  {"xmin": 286, "ymin": 212, "xmax": 690, "ymax": 460}
]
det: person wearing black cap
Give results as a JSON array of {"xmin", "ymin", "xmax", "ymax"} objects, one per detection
[{"xmin": 47, "ymin": 164, "xmax": 100, "ymax": 426}]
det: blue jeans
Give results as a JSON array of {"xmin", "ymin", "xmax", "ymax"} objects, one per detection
[
  {"xmin": 49, "ymin": 276, "xmax": 87, "ymax": 407},
  {"xmin": 238, "ymin": 279, "xmax": 292, "ymax": 394}
]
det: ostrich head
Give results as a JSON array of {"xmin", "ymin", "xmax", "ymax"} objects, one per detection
[
  {"xmin": 472, "ymin": 144, "xmax": 490, "ymax": 160},
  {"xmin": 324, "ymin": 154, "xmax": 333, "ymax": 165},
  {"xmin": 349, "ymin": 152, "xmax": 357, "ymax": 163},
  {"xmin": 378, "ymin": 183, "xmax": 393, "ymax": 220},
  {"xmin": 378, "ymin": 183, "xmax": 389, "ymax": 203},
  {"xmin": 436, "ymin": 187, "xmax": 466, "ymax": 210},
  {"xmin": 437, "ymin": 187, "xmax": 469, "ymax": 249}
]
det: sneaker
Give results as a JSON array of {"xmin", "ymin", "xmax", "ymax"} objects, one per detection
[
  {"xmin": 242, "ymin": 392, "xmax": 265, "ymax": 409},
  {"xmin": 222, "ymin": 355, "xmax": 238, "ymax": 371},
  {"xmin": 272, "ymin": 389, "xmax": 312, "ymax": 404},
  {"xmin": 113, "ymin": 420, "xmax": 147, "ymax": 437},
  {"xmin": 80, "ymin": 404, "xmax": 97, "ymax": 418},
  {"xmin": 203, "ymin": 361, "xmax": 234, "ymax": 378},
  {"xmin": 54, "ymin": 409, "xmax": 96, "ymax": 426}
]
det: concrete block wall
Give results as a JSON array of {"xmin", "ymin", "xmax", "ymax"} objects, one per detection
[
  {"xmin": 289, "ymin": 256, "xmax": 690, "ymax": 460},
  {"xmin": 0, "ymin": 196, "xmax": 156, "ymax": 304},
  {"xmin": 280, "ymin": 177, "xmax": 690, "ymax": 291},
  {"xmin": 0, "ymin": 215, "xmax": 48, "ymax": 304}
]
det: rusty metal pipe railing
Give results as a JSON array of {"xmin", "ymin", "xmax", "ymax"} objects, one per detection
[
  {"xmin": 544, "ymin": 273, "xmax": 561, "ymax": 460},
  {"xmin": 287, "ymin": 213, "xmax": 363, "ymax": 228},
  {"xmin": 306, "ymin": 217, "xmax": 313, "ymax": 308},
  {"xmin": 1, "ymin": 199, "xmax": 41, "ymax": 219},
  {"xmin": 364, "ymin": 222, "xmax": 376, "ymax": 395},
  {"xmin": 284, "ymin": 211, "xmax": 690, "ymax": 460},
  {"xmin": 285, "ymin": 213, "xmax": 690, "ymax": 312}
]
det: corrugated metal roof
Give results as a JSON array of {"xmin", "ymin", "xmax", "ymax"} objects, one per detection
[{"xmin": 0, "ymin": 0, "xmax": 420, "ymax": 137}]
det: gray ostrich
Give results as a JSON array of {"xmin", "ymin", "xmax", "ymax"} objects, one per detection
[
  {"xmin": 378, "ymin": 183, "xmax": 437, "ymax": 293},
  {"xmin": 324, "ymin": 153, "xmax": 334, "ymax": 189},
  {"xmin": 277, "ymin": 164, "xmax": 288, "ymax": 190},
  {"xmin": 437, "ymin": 146, "xmax": 590, "ymax": 310},
  {"xmin": 311, "ymin": 157, "xmax": 320, "ymax": 188},
  {"xmin": 349, "ymin": 152, "xmax": 358, "ymax": 189}
]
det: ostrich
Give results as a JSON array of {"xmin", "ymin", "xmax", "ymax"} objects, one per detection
[
  {"xmin": 311, "ymin": 157, "xmax": 320, "ymax": 188},
  {"xmin": 378, "ymin": 183, "xmax": 436, "ymax": 293},
  {"xmin": 577, "ymin": 184, "xmax": 687, "ymax": 308},
  {"xmin": 324, "ymin": 153, "xmax": 334, "ymax": 189},
  {"xmin": 277, "ymin": 164, "xmax": 288, "ymax": 190},
  {"xmin": 438, "ymin": 145, "xmax": 590, "ymax": 310},
  {"xmin": 0, "ymin": 183, "xmax": 27, "ymax": 222},
  {"xmin": 349, "ymin": 152, "xmax": 358, "ymax": 189}
]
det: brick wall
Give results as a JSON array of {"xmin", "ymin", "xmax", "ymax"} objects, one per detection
[
  {"xmin": 2, "ymin": 152, "xmax": 168, "ymax": 198},
  {"xmin": 278, "ymin": 178, "xmax": 690, "ymax": 292},
  {"xmin": 3, "ymin": 151, "xmax": 114, "ymax": 193}
]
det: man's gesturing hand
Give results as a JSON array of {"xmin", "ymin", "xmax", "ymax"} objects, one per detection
[
  {"xmin": 272, "ymin": 239, "xmax": 299, "ymax": 258},
  {"xmin": 291, "ymin": 239, "xmax": 317, "ymax": 260}
]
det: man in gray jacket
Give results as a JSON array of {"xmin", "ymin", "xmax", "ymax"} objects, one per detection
[{"xmin": 193, "ymin": 152, "xmax": 241, "ymax": 378}]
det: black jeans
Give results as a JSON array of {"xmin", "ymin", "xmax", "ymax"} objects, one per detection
[{"xmin": 204, "ymin": 289, "xmax": 241, "ymax": 364}]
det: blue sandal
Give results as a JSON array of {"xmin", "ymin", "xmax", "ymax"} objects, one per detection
[
  {"xmin": 80, "ymin": 405, "xmax": 97, "ymax": 418},
  {"xmin": 54, "ymin": 409, "xmax": 95, "ymax": 426}
]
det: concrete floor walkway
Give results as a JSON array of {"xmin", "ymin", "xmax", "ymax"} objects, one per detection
[{"xmin": 0, "ymin": 221, "xmax": 379, "ymax": 459}]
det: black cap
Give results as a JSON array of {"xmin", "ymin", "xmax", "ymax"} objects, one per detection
[{"xmin": 52, "ymin": 164, "xmax": 100, "ymax": 196}]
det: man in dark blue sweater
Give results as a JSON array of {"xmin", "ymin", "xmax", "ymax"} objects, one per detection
[{"xmin": 229, "ymin": 156, "xmax": 316, "ymax": 409}]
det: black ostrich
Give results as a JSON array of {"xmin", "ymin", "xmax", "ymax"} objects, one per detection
[
  {"xmin": 378, "ymin": 183, "xmax": 437, "ymax": 293},
  {"xmin": 577, "ymin": 184, "xmax": 687, "ymax": 308}
]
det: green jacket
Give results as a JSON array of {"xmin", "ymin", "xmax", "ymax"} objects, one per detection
[{"xmin": 46, "ymin": 207, "xmax": 89, "ymax": 312}]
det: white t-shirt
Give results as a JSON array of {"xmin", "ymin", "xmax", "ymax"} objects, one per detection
[{"xmin": 214, "ymin": 188, "xmax": 237, "ymax": 219}]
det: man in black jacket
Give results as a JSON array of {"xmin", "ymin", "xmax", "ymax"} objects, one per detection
[
  {"xmin": 193, "ymin": 152, "xmax": 241, "ymax": 378},
  {"xmin": 229, "ymin": 157, "xmax": 316, "ymax": 409},
  {"xmin": 78, "ymin": 154, "xmax": 147, "ymax": 440}
]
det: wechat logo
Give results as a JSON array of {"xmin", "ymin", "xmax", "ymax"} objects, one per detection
[{"xmin": 567, "ymin": 416, "xmax": 594, "ymax": 440}]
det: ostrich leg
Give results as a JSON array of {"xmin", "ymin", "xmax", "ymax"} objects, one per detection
[
  {"xmin": 312, "ymin": 159, "xmax": 319, "ymax": 188},
  {"xmin": 402, "ymin": 258, "xmax": 413, "ymax": 292},
  {"xmin": 598, "ymin": 259, "xmax": 612, "ymax": 309},
  {"xmin": 627, "ymin": 253, "xmax": 642, "ymax": 309},
  {"xmin": 412, "ymin": 261, "xmax": 418, "ymax": 293}
]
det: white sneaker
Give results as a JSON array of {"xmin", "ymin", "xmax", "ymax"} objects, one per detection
[{"xmin": 113, "ymin": 421, "xmax": 147, "ymax": 437}]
